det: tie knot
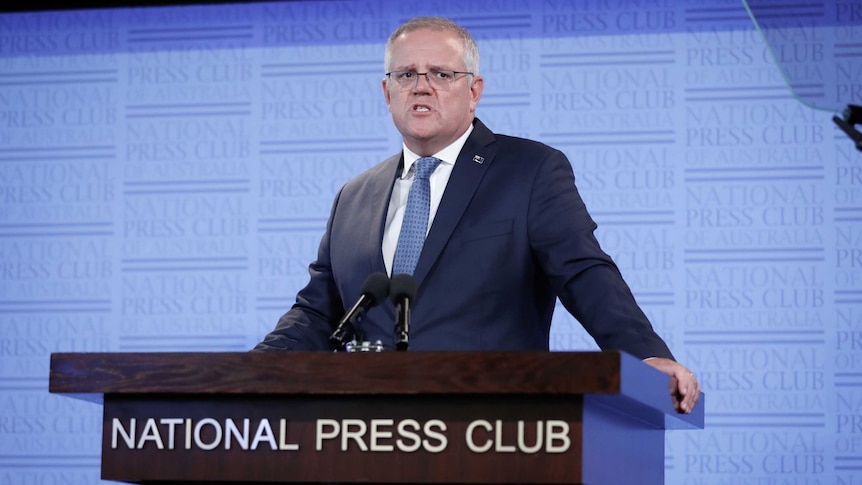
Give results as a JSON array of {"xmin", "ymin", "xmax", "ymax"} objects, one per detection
[{"xmin": 413, "ymin": 156, "xmax": 442, "ymax": 180}]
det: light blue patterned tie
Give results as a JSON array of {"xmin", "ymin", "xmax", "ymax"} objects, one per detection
[{"xmin": 392, "ymin": 156, "xmax": 442, "ymax": 276}]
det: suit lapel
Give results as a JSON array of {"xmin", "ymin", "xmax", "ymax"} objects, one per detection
[
  {"xmin": 413, "ymin": 120, "xmax": 497, "ymax": 284},
  {"xmin": 367, "ymin": 153, "xmax": 402, "ymax": 275}
]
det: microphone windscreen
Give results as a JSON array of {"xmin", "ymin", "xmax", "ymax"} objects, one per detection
[
  {"xmin": 361, "ymin": 272, "xmax": 390, "ymax": 305},
  {"xmin": 389, "ymin": 273, "xmax": 417, "ymax": 303}
]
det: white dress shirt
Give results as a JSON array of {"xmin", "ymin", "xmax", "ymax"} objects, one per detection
[{"xmin": 382, "ymin": 124, "xmax": 474, "ymax": 275}]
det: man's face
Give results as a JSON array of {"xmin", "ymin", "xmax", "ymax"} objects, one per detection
[{"xmin": 383, "ymin": 28, "xmax": 483, "ymax": 156}]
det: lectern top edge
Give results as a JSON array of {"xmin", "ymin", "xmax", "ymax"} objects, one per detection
[{"xmin": 49, "ymin": 350, "xmax": 703, "ymax": 430}]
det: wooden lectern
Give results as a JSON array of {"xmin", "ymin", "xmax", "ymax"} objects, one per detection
[{"xmin": 49, "ymin": 351, "xmax": 703, "ymax": 484}]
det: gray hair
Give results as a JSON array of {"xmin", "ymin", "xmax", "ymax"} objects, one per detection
[{"xmin": 384, "ymin": 16, "xmax": 480, "ymax": 76}]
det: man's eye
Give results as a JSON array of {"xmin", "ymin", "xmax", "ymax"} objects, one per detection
[
  {"xmin": 401, "ymin": 72, "xmax": 416, "ymax": 79},
  {"xmin": 434, "ymin": 71, "xmax": 450, "ymax": 79}
]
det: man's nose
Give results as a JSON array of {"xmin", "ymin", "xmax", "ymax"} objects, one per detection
[{"xmin": 413, "ymin": 73, "xmax": 433, "ymax": 91}]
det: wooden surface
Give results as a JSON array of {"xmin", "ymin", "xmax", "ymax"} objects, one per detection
[
  {"xmin": 50, "ymin": 350, "xmax": 624, "ymax": 395},
  {"xmin": 102, "ymin": 393, "xmax": 589, "ymax": 483},
  {"xmin": 49, "ymin": 350, "xmax": 702, "ymax": 429},
  {"xmin": 49, "ymin": 351, "xmax": 703, "ymax": 483}
]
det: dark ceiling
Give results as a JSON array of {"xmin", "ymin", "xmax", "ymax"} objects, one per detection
[{"xmin": 0, "ymin": 0, "xmax": 275, "ymax": 13}]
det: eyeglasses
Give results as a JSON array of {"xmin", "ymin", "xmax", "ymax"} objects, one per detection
[{"xmin": 385, "ymin": 70, "xmax": 473, "ymax": 91}]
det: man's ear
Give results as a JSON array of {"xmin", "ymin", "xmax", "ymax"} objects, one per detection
[
  {"xmin": 469, "ymin": 75, "xmax": 484, "ymax": 112},
  {"xmin": 382, "ymin": 79, "xmax": 392, "ymax": 109}
]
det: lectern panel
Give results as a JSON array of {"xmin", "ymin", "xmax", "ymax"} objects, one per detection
[
  {"xmin": 49, "ymin": 352, "xmax": 703, "ymax": 484},
  {"xmin": 103, "ymin": 394, "xmax": 586, "ymax": 484}
]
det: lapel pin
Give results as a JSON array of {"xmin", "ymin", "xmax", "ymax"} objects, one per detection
[{"xmin": 472, "ymin": 155, "xmax": 484, "ymax": 164}]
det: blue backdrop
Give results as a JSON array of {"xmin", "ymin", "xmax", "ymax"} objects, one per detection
[{"xmin": 0, "ymin": 0, "xmax": 860, "ymax": 483}]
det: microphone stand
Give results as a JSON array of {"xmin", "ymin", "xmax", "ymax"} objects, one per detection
[
  {"xmin": 394, "ymin": 297, "xmax": 410, "ymax": 351},
  {"xmin": 390, "ymin": 273, "xmax": 417, "ymax": 352},
  {"xmin": 329, "ymin": 308, "xmax": 360, "ymax": 351}
]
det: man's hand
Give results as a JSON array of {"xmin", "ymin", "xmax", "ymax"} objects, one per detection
[{"xmin": 643, "ymin": 357, "xmax": 701, "ymax": 414}]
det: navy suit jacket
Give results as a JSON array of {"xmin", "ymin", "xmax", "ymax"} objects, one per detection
[{"xmin": 255, "ymin": 119, "xmax": 674, "ymax": 359}]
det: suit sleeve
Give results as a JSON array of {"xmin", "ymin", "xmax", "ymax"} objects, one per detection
[
  {"xmin": 252, "ymin": 189, "xmax": 346, "ymax": 351},
  {"xmin": 527, "ymin": 148, "xmax": 675, "ymax": 360}
]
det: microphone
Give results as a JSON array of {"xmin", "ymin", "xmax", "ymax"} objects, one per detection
[
  {"xmin": 390, "ymin": 273, "xmax": 417, "ymax": 351},
  {"xmin": 329, "ymin": 272, "xmax": 390, "ymax": 351}
]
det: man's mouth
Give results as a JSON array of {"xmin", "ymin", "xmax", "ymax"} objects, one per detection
[{"xmin": 413, "ymin": 105, "xmax": 431, "ymax": 112}]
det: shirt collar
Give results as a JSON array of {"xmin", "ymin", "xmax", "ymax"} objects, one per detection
[{"xmin": 400, "ymin": 123, "xmax": 474, "ymax": 178}]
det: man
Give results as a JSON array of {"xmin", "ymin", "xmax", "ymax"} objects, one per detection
[{"xmin": 255, "ymin": 17, "xmax": 700, "ymax": 414}]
